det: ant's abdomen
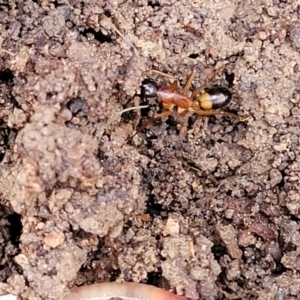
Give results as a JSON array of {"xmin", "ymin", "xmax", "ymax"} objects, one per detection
[{"xmin": 198, "ymin": 87, "xmax": 232, "ymax": 110}]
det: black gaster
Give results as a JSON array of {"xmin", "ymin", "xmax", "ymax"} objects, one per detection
[{"xmin": 205, "ymin": 86, "xmax": 232, "ymax": 109}]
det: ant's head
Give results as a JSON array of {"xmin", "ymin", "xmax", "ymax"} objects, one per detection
[{"xmin": 141, "ymin": 79, "xmax": 158, "ymax": 98}]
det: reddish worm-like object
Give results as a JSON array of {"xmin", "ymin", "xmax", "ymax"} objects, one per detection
[{"xmin": 63, "ymin": 282, "xmax": 189, "ymax": 300}]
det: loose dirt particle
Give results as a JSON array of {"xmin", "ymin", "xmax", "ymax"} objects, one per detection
[{"xmin": 43, "ymin": 231, "xmax": 65, "ymax": 248}]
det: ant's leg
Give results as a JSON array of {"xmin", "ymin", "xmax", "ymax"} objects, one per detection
[
  {"xmin": 193, "ymin": 109, "xmax": 222, "ymax": 117},
  {"xmin": 153, "ymin": 110, "xmax": 173, "ymax": 119},
  {"xmin": 193, "ymin": 109, "xmax": 249, "ymax": 121},
  {"xmin": 182, "ymin": 70, "xmax": 195, "ymax": 96},
  {"xmin": 131, "ymin": 110, "xmax": 172, "ymax": 138},
  {"xmin": 191, "ymin": 64, "xmax": 227, "ymax": 98},
  {"xmin": 177, "ymin": 110, "xmax": 191, "ymax": 137},
  {"xmin": 142, "ymin": 70, "xmax": 176, "ymax": 81},
  {"xmin": 169, "ymin": 80, "xmax": 178, "ymax": 92},
  {"xmin": 123, "ymin": 110, "xmax": 172, "ymax": 146},
  {"xmin": 220, "ymin": 112, "xmax": 250, "ymax": 121}
]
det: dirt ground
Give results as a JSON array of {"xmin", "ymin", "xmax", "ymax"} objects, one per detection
[{"xmin": 0, "ymin": 0, "xmax": 300, "ymax": 299}]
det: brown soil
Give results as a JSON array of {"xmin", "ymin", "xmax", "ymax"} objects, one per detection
[{"xmin": 0, "ymin": 0, "xmax": 300, "ymax": 299}]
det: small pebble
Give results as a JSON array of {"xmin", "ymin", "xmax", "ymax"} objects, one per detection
[{"xmin": 258, "ymin": 31, "xmax": 268, "ymax": 40}]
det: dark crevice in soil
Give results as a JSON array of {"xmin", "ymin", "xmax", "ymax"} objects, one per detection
[
  {"xmin": 0, "ymin": 3, "xmax": 11, "ymax": 12},
  {"xmin": 0, "ymin": 263, "xmax": 13, "ymax": 283},
  {"xmin": 0, "ymin": 69, "xmax": 14, "ymax": 83},
  {"xmin": 211, "ymin": 243, "xmax": 227, "ymax": 260},
  {"xmin": 10, "ymin": 94, "xmax": 22, "ymax": 109},
  {"xmin": 145, "ymin": 195, "xmax": 168, "ymax": 218},
  {"xmin": 146, "ymin": 270, "xmax": 166, "ymax": 286},
  {"xmin": 52, "ymin": 0, "xmax": 63, "ymax": 8},
  {"xmin": 110, "ymin": 268, "xmax": 121, "ymax": 281},
  {"xmin": 7, "ymin": 213, "xmax": 22, "ymax": 247},
  {"xmin": 224, "ymin": 71, "xmax": 235, "ymax": 87},
  {"xmin": 74, "ymin": 238, "xmax": 121, "ymax": 283},
  {"xmin": 81, "ymin": 28, "xmax": 113, "ymax": 44},
  {"xmin": 272, "ymin": 262, "xmax": 286, "ymax": 275},
  {"xmin": 121, "ymin": 109, "xmax": 142, "ymax": 124},
  {"xmin": 97, "ymin": 149, "xmax": 107, "ymax": 162},
  {"xmin": 147, "ymin": 1, "xmax": 161, "ymax": 8},
  {"xmin": 0, "ymin": 128, "xmax": 18, "ymax": 162},
  {"xmin": 123, "ymin": 219, "xmax": 133, "ymax": 230},
  {"xmin": 188, "ymin": 53, "xmax": 199, "ymax": 59},
  {"xmin": 71, "ymin": 227, "xmax": 95, "ymax": 243},
  {"xmin": 103, "ymin": 10, "xmax": 112, "ymax": 18},
  {"xmin": 288, "ymin": 210, "xmax": 300, "ymax": 221},
  {"xmin": 277, "ymin": 170, "xmax": 286, "ymax": 189},
  {"xmin": 0, "ymin": 152, "xmax": 5, "ymax": 164}
]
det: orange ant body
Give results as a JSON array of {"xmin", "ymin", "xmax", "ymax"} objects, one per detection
[
  {"xmin": 126, "ymin": 66, "xmax": 248, "ymax": 143},
  {"xmin": 142, "ymin": 66, "xmax": 247, "ymax": 121}
]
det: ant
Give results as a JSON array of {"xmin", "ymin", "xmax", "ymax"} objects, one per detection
[{"xmin": 126, "ymin": 65, "xmax": 249, "ymax": 143}]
